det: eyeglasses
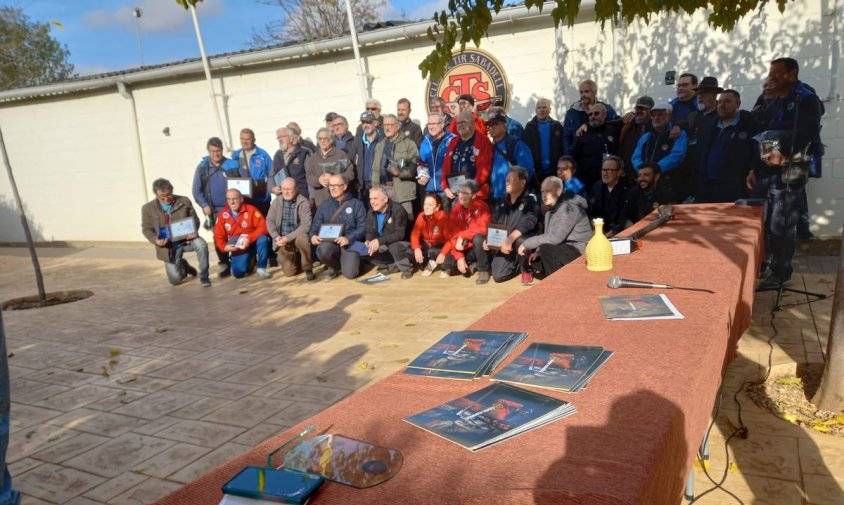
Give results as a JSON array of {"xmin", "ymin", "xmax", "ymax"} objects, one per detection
[
  {"xmin": 427, "ymin": 122, "xmax": 443, "ymax": 126},
  {"xmin": 317, "ymin": 137, "xmax": 331, "ymax": 141},
  {"xmin": 366, "ymin": 107, "xmax": 378, "ymax": 111},
  {"xmin": 458, "ymin": 191, "xmax": 473, "ymax": 196},
  {"xmin": 328, "ymin": 184, "xmax": 345, "ymax": 188},
  {"xmin": 383, "ymin": 123, "xmax": 398, "ymax": 128}
]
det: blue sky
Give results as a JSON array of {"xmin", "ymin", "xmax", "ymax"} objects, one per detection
[{"xmin": 3, "ymin": 0, "xmax": 446, "ymax": 76}]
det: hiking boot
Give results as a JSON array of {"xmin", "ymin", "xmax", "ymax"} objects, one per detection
[
  {"xmin": 758, "ymin": 273, "xmax": 791, "ymax": 290},
  {"xmin": 401, "ymin": 270, "xmax": 413, "ymax": 280},
  {"xmin": 200, "ymin": 277, "xmax": 212, "ymax": 287},
  {"xmin": 305, "ymin": 270, "xmax": 316, "ymax": 281},
  {"xmin": 421, "ymin": 260, "xmax": 437, "ymax": 277},
  {"xmin": 218, "ymin": 264, "xmax": 231, "ymax": 278},
  {"xmin": 184, "ymin": 263, "xmax": 198, "ymax": 277},
  {"xmin": 521, "ymin": 272, "xmax": 534, "ymax": 286},
  {"xmin": 256, "ymin": 268, "xmax": 272, "ymax": 280},
  {"xmin": 475, "ymin": 271, "xmax": 490, "ymax": 285},
  {"xmin": 268, "ymin": 256, "xmax": 279, "ymax": 268},
  {"xmin": 378, "ymin": 265, "xmax": 400, "ymax": 275}
]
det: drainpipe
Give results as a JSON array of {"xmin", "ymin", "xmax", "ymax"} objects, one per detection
[
  {"xmin": 188, "ymin": 3, "xmax": 230, "ymax": 152},
  {"xmin": 345, "ymin": 0, "xmax": 370, "ymax": 102},
  {"xmin": 828, "ymin": 1, "xmax": 840, "ymax": 101},
  {"xmin": 116, "ymin": 82, "xmax": 149, "ymax": 205}
]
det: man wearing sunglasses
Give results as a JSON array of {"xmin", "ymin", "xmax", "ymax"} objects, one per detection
[{"xmin": 631, "ymin": 102, "xmax": 688, "ymax": 202}]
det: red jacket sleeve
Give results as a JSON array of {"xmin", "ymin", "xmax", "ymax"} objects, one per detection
[
  {"xmin": 473, "ymin": 135, "xmax": 493, "ymax": 200},
  {"xmin": 246, "ymin": 206, "xmax": 268, "ymax": 244},
  {"xmin": 214, "ymin": 210, "xmax": 228, "ymax": 252},
  {"xmin": 410, "ymin": 213, "xmax": 425, "ymax": 250}
]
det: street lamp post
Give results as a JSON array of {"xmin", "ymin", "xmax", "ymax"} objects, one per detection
[{"xmin": 132, "ymin": 7, "xmax": 144, "ymax": 66}]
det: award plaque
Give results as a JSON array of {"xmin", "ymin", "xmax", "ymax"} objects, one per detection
[
  {"xmin": 318, "ymin": 224, "xmax": 344, "ymax": 240},
  {"xmin": 486, "ymin": 224, "xmax": 510, "ymax": 250},
  {"xmin": 227, "ymin": 177, "xmax": 252, "ymax": 197},
  {"xmin": 447, "ymin": 174, "xmax": 467, "ymax": 193},
  {"xmin": 227, "ymin": 234, "xmax": 248, "ymax": 249},
  {"xmin": 168, "ymin": 217, "xmax": 197, "ymax": 242}
]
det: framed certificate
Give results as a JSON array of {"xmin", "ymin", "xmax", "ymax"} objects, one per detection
[
  {"xmin": 486, "ymin": 224, "xmax": 510, "ymax": 250},
  {"xmin": 168, "ymin": 217, "xmax": 197, "ymax": 241},
  {"xmin": 227, "ymin": 177, "xmax": 252, "ymax": 197},
  {"xmin": 227, "ymin": 234, "xmax": 248, "ymax": 249},
  {"xmin": 447, "ymin": 174, "xmax": 467, "ymax": 193},
  {"xmin": 318, "ymin": 224, "xmax": 344, "ymax": 240}
]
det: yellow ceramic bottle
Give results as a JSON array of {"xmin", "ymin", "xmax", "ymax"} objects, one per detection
[{"xmin": 585, "ymin": 218, "xmax": 613, "ymax": 271}]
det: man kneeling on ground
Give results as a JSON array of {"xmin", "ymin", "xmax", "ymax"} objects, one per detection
[
  {"xmin": 141, "ymin": 178, "xmax": 211, "ymax": 287},
  {"xmin": 309, "ymin": 175, "xmax": 367, "ymax": 279},
  {"xmin": 266, "ymin": 177, "xmax": 314, "ymax": 280},
  {"xmin": 213, "ymin": 189, "xmax": 272, "ymax": 279}
]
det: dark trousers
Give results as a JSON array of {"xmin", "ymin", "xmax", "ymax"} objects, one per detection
[
  {"xmin": 408, "ymin": 242, "xmax": 443, "ymax": 267},
  {"xmin": 488, "ymin": 236, "xmax": 530, "ymax": 282},
  {"xmin": 766, "ymin": 181, "xmax": 805, "ymax": 279},
  {"xmin": 442, "ymin": 234, "xmax": 486, "ymax": 272},
  {"xmin": 367, "ymin": 241, "xmax": 414, "ymax": 274},
  {"xmin": 531, "ymin": 243, "xmax": 582, "ymax": 277}
]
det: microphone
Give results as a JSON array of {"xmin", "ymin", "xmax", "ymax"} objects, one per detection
[
  {"xmin": 607, "ymin": 275, "xmax": 715, "ymax": 293},
  {"xmin": 608, "ymin": 276, "xmax": 671, "ymax": 289}
]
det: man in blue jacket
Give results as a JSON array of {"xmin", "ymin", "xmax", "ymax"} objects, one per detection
[
  {"xmin": 418, "ymin": 112, "xmax": 456, "ymax": 210},
  {"xmin": 486, "ymin": 108, "xmax": 534, "ymax": 199},
  {"xmin": 631, "ymin": 102, "xmax": 687, "ymax": 201},
  {"xmin": 232, "ymin": 128, "xmax": 274, "ymax": 215},
  {"xmin": 309, "ymin": 175, "xmax": 367, "ymax": 280}
]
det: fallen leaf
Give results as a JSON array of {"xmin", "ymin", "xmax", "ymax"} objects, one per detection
[
  {"xmin": 116, "ymin": 376, "xmax": 137, "ymax": 385},
  {"xmin": 812, "ymin": 424, "xmax": 831, "ymax": 433},
  {"xmin": 315, "ymin": 375, "xmax": 328, "ymax": 383},
  {"xmin": 154, "ymin": 328, "xmax": 170, "ymax": 334},
  {"xmin": 238, "ymin": 289, "xmax": 248, "ymax": 294},
  {"xmin": 368, "ymin": 308, "xmax": 379, "ymax": 313},
  {"xmin": 24, "ymin": 431, "xmax": 34, "ymax": 440},
  {"xmin": 692, "ymin": 459, "xmax": 710, "ymax": 471},
  {"xmin": 728, "ymin": 461, "xmax": 739, "ymax": 473},
  {"xmin": 381, "ymin": 344, "xmax": 399, "ymax": 349},
  {"xmin": 7, "ymin": 353, "xmax": 14, "ymax": 358},
  {"xmin": 350, "ymin": 331, "xmax": 361, "ymax": 335},
  {"xmin": 432, "ymin": 315, "xmax": 448, "ymax": 320},
  {"xmin": 405, "ymin": 323, "xmax": 416, "ymax": 327},
  {"xmin": 359, "ymin": 362, "xmax": 375, "ymax": 370},
  {"xmin": 394, "ymin": 358, "xmax": 410, "ymax": 363},
  {"xmin": 76, "ymin": 368, "xmax": 84, "ymax": 373},
  {"xmin": 776, "ymin": 377, "xmax": 802, "ymax": 386},
  {"xmin": 100, "ymin": 366, "xmax": 110, "ymax": 377},
  {"xmin": 108, "ymin": 360, "xmax": 119, "ymax": 367},
  {"xmin": 781, "ymin": 413, "xmax": 798, "ymax": 423},
  {"xmin": 117, "ymin": 391, "xmax": 127, "ymax": 397},
  {"xmin": 109, "ymin": 349, "xmax": 121, "ymax": 357}
]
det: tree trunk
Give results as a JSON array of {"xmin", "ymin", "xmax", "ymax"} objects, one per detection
[
  {"xmin": 811, "ymin": 236, "xmax": 844, "ymax": 411},
  {"xmin": 0, "ymin": 127, "xmax": 47, "ymax": 305}
]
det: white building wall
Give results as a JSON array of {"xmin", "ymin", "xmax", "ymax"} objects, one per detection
[{"xmin": 0, "ymin": 0, "xmax": 841, "ymax": 244}]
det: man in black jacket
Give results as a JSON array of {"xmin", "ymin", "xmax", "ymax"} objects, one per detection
[
  {"xmin": 570, "ymin": 103, "xmax": 619, "ymax": 189},
  {"xmin": 589, "ymin": 155, "xmax": 628, "ymax": 236},
  {"xmin": 359, "ymin": 186, "xmax": 413, "ymax": 279},
  {"xmin": 523, "ymin": 98, "xmax": 564, "ymax": 185}
]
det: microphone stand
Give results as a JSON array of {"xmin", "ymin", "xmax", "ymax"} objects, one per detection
[{"xmin": 755, "ymin": 97, "xmax": 826, "ymax": 311}]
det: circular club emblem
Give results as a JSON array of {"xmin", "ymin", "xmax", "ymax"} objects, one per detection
[{"xmin": 426, "ymin": 49, "xmax": 509, "ymax": 115}]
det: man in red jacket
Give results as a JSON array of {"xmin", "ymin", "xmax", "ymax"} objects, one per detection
[
  {"xmin": 213, "ymin": 189, "xmax": 272, "ymax": 279},
  {"xmin": 441, "ymin": 111, "xmax": 493, "ymax": 202},
  {"xmin": 438, "ymin": 180, "xmax": 492, "ymax": 284}
]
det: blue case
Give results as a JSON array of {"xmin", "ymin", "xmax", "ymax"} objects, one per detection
[{"xmin": 222, "ymin": 466, "xmax": 323, "ymax": 504}]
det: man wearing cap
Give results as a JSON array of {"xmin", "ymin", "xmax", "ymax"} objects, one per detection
[
  {"xmin": 670, "ymin": 73, "xmax": 699, "ymax": 121},
  {"xmin": 371, "ymin": 114, "xmax": 420, "ymax": 215},
  {"xmin": 615, "ymin": 96, "xmax": 654, "ymax": 175},
  {"xmin": 631, "ymin": 102, "xmax": 687, "ymax": 201},
  {"xmin": 562, "ymin": 79, "xmax": 619, "ymax": 156},
  {"xmin": 695, "ymin": 89, "xmax": 757, "ymax": 203},
  {"xmin": 355, "ymin": 98, "xmax": 384, "ymax": 137},
  {"xmin": 441, "ymin": 111, "xmax": 493, "ymax": 202},
  {"xmin": 569, "ymin": 102, "xmax": 619, "ymax": 189},
  {"xmin": 397, "ymin": 98, "xmax": 424, "ymax": 146},
  {"xmin": 673, "ymin": 76, "xmax": 723, "ymax": 200},
  {"xmin": 523, "ymin": 97, "xmax": 564, "ymax": 184},
  {"xmin": 232, "ymin": 128, "xmax": 274, "ymax": 215},
  {"xmin": 306, "ymin": 127, "xmax": 354, "ymax": 207},
  {"xmin": 487, "ymin": 106, "xmax": 534, "ymax": 200},
  {"xmin": 448, "ymin": 94, "xmax": 486, "ymax": 135},
  {"xmin": 492, "ymin": 97, "xmax": 524, "ymax": 138},
  {"xmin": 324, "ymin": 112, "xmax": 338, "ymax": 128},
  {"xmin": 271, "ymin": 126, "xmax": 310, "ymax": 200},
  {"xmin": 353, "ymin": 111, "xmax": 385, "ymax": 203}
]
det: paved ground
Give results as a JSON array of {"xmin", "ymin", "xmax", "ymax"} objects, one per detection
[{"xmin": 0, "ymin": 244, "xmax": 840, "ymax": 504}]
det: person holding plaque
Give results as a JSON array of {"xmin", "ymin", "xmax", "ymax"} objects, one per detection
[
  {"xmin": 482, "ymin": 167, "xmax": 540, "ymax": 285},
  {"xmin": 410, "ymin": 194, "xmax": 451, "ymax": 276},
  {"xmin": 213, "ymin": 189, "xmax": 272, "ymax": 279},
  {"xmin": 142, "ymin": 178, "xmax": 211, "ymax": 287},
  {"xmin": 308, "ymin": 175, "xmax": 367, "ymax": 279},
  {"xmin": 270, "ymin": 126, "xmax": 310, "ymax": 199},
  {"xmin": 306, "ymin": 127, "xmax": 354, "ymax": 207},
  {"xmin": 517, "ymin": 176, "xmax": 591, "ymax": 278},
  {"xmin": 439, "ymin": 180, "xmax": 491, "ymax": 283},
  {"xmin": 232, "ymin": 128, "xmax": 274, "ymax": 215},
  {"xmin": 371, "ymin": 114, "xmax": 420, "ymax": 215},
  {"xmin": 266, "ymin": 178, "xmax": 314, "ymax": 280},
  {"xmin": 357, "ymin": 186, "xmax": 413, "ymax": 279},
  {"xmin": 440, "ymin": 111, "xmax": 493, "ymax": 202}
]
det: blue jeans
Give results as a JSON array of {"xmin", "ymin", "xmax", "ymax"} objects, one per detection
[
  {"xmin": 230, "ymin": 235, "xmax": 270, "ymax": 278},
  {"xmin": 163, "ymin": 237, "xmax": 210, "ymax": 284},
  {"xmin": 766, "ymin": 180, "xmax": 806, "ymax": 279},
  {"xmin": 0, "ymin": 309, "xmax": 21, "ymax": 505}
]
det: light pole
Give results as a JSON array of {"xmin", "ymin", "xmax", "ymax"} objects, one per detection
[{"xmin": 132, "ymin": 7, "xmax": 144, "ymax": 66}]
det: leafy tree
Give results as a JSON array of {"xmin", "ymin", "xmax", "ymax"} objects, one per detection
[
  {"xmin": 252, "ymin": 0, "xmax": 386, "ymax": 45},
  {"xmin": 0, "ymin": 7, "xmax": 74, "ymax": 91},
  {"xmin": 420, "ymin": 0, "xmax": 796, "ymax": 79}
]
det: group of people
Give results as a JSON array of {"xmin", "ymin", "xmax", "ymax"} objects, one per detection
[{"xmin": 141, "ymin": 56, "xmax": 822, "ymax": 290}]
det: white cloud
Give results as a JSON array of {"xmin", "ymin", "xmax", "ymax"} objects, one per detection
[
  {"xmin": 407, "ymin": 0, "xmax": 449, "ymax": 21},
  {"xmin": 84, "ymin": 0, "xmax": 224, "ymax": 34},
  {"xmin": 379, "ymin": 0, "xmax": 448, "ymax": 21}
]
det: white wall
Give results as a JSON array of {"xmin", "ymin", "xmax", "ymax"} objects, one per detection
[{"xmin": 0, "ymin": 0, "xmax": 841, "ymax": 243}]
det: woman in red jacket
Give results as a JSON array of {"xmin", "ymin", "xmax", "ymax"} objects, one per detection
[{"xmin": 410, "ymin": 194, "xmax": 451, "ymax": 276}]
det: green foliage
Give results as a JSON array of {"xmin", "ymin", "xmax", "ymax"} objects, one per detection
[
  {"xmin": 175, "ymin": 0, "xmax": 204, "ymax": 9},
  {"xmin": 419, "ymin": 0, "xmax": 795, "ymax": 80},
  {"xmin": 0, "ymin": 7, "xmax": 74, "ymax": 90}
]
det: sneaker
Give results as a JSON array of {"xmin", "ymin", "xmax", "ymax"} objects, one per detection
[
  {"xmin": 218, "ymin": 264, "xmax": 231, "ymax": 278},
  {"xmin": 401, "ymin": 271, "xmax": 413, "ymax": 280},
  {"xmin": 256, "ymin": 268, "xmax": 273, "ymax": 279},
  {"xmin": 421, "ymin": 260, "xmax": 437, "ymax": 277},
  {"xmin": 440, "ymin": 269, "xmax": 451, "ymax": 279},
  {"xmin": 475, "ymin": 271, "xmax": 490, "ymax": 285},
  {"xmin": 758, "ymin": 274, "xmax": 791, "ymax": 290},
  {"xmin": 305, "ymin": 270, "xmax": 316, "ymax": 281},
  {"xmin": 521, "ymin": 272, "xmax": 534, "ymax": 286},
  {"xmin": 378, "ymin": 265, "xmax": 400, "ymax": 275},
  {"xmin": 324, "ymin": 267, "xmax": 338, "ymax": 279},
  {"xmin": 200, "ymin": 277, "xmax": 212, "ymax": 287},
  {"xmin": 184, "ymin": 263, "xmax": 198, "ymax": 277}
]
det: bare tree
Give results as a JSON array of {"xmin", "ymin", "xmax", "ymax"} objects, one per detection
[
  {"xmin": 252, "ymin": 0, "xmax": 386, "ymax": 45},
  {"xmin": 812, "ymin": 237, "xmax": 844, "ymax": 412}
]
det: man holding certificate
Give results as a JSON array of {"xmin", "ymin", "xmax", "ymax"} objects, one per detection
[
  {"xmin": 213, "ymin": 189, "xmax": 272, "ymax": 279},
  {"xmin": 440, "ymin": 111, "xmax": 492, "ymax": 202},
  {"xmin": 359, "ymin": 186, "xmax": 412, "ymax": 279},
  {"xmin": 481, "ymin": 167, "xmax": 540, "ymax": 285},
  {"xmin": 141, "ymin": 178, "xmax": 211, "ymax": 287},
  {"xmin": 308, "ymin": 175, "xmax": 367, "ymax": 279}
]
